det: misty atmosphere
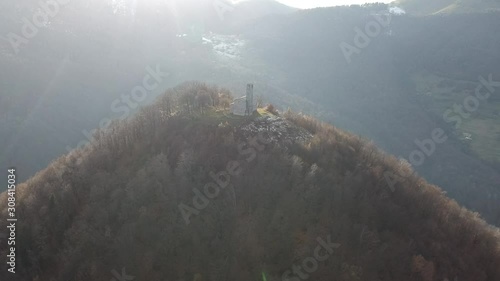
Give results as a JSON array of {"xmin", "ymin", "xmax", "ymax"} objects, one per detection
[{"xmin": 0, "ymin": 0, "xmax": 500, "ymax": 280}]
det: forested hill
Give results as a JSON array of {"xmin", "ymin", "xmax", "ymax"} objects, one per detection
[
  {"xmin": 2, "ymin": 1, "xmax": 500, "ymax": 229},
  {"xmin": 1, "ymin": 82, "xmax": 499, "ymax": 281},
  {"xmin": 396, "ymin": 0, "xmax": 500, "ymax": 15}
]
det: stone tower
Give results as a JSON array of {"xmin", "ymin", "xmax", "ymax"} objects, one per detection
[{"xmin": 245, "ymin": 83, "xmax": 254, "ymax": 116}]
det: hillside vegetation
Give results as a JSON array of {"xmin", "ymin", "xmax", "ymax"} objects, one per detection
[
  {"xmin": 396, "ymin": 0, "xmax": 500, "ymax": 15},
  {"xmin": 1, "ymin": 82, "xmax": 499, "ymax": 281}
]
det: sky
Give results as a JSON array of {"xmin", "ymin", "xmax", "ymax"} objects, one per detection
[{"xmin": 274, "ymin": 0, "xmax": 393, "ymax": 9}]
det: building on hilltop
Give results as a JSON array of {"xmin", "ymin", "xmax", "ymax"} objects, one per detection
[{"xmin": 230, "ymin": 83, "xmax": 256, "ymax": 116}]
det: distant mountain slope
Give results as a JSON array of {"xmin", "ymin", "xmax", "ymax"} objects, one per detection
[
  {"xmin": 1, "ymin": 82, "xmax": 499, "ymax": 281},
  {"xmin": 239, "ymin": 5, "xmax": 500, "ymax": 226},
  {"xmin": 224, "ymin": 0, "xmax": 297, "ymax": 27},
  {"xmin": 396, "ymin": 0, "xmax": 500, "ymax": 15},
  {"xmin": 0, "ymin": 0, "xmax": 297, "ymax": 183},
  {"xmin": 233, "ymin": 0, "xmax": 297, "ymax": 16}
]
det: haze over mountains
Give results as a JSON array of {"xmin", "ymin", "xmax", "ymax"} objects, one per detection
[
  {"xmin": 3, "ymin": 0, "xmax": 499, "ymax": 225},
  {"xmin": 1, "ymin": 0, "xmax": 500, "ymax": 279}
]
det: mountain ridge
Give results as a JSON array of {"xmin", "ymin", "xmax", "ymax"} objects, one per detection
[
  {"xmin": 1, "ymin": 82, "xmax": 499, "ymax": 281},
  {"xmin": 396, "ymin": 0, "xmax": 500, "ymax": 15}
]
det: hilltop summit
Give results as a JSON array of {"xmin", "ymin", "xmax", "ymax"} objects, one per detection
[{"xmin": 1, "ymin": 82, "xmax": 499, "ymax": 281}]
